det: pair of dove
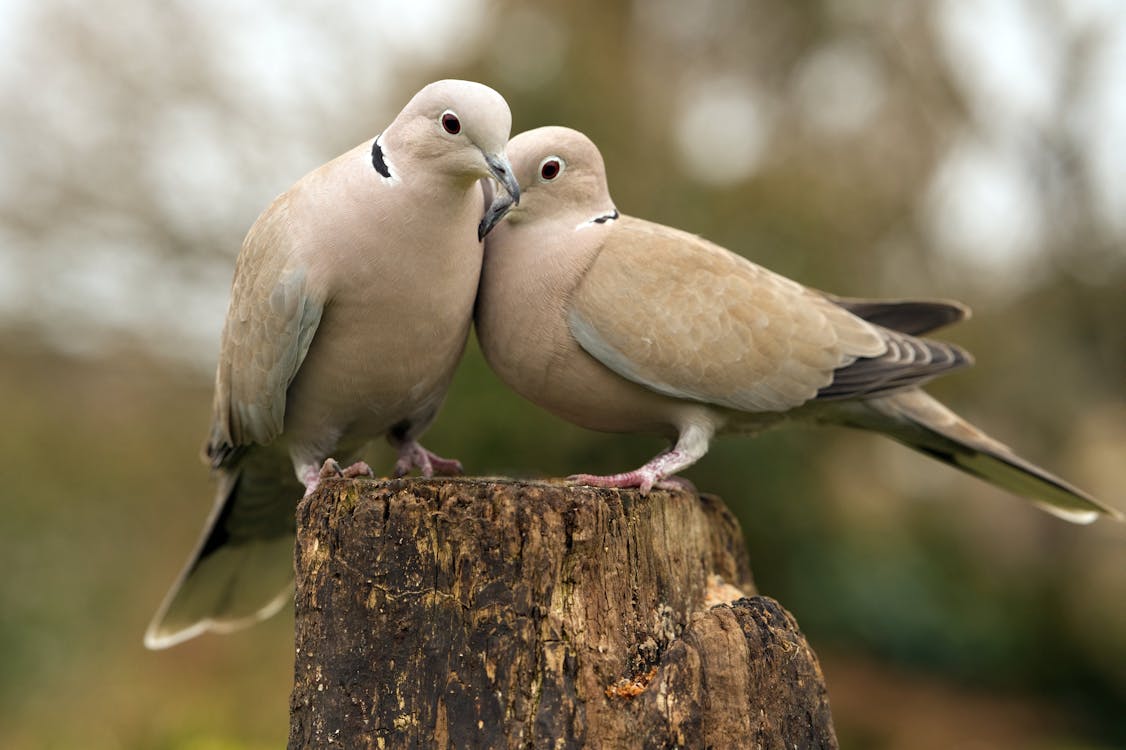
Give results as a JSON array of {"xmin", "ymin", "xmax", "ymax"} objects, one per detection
[{"xmin": 145, "ymin": 80, "xmax": 1120, "ymax": 649}]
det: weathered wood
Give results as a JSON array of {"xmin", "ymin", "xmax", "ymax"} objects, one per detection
[{"xmin": 289, "ymin": 477, "xmax": 836, "ymax": 749}]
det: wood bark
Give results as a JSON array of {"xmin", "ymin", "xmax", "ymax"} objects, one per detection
[{"xmin": 289, "ymin": 477, "xmax": 836, "ymax": 749}]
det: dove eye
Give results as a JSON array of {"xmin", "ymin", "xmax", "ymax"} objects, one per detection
[
  {"xmin": 539, "ymin": 156, "xmax": 564, "ymax": 182},
  {"xmin": 440, "ymin": 111, "xmax": 461, "ymax": 135}
]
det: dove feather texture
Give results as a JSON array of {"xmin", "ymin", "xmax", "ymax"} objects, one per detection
[
  {"xmin": 145, "ymin": 80, "xmax": 520, "ymax": 649},
  {"xmin": 476, "ymin": 126, "xmax": 1120, "ymax": 524}
]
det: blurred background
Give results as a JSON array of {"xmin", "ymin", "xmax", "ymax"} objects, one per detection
[{"xmin": 2, "ymin": 0, "xmax": 1124, "ymax": 747}]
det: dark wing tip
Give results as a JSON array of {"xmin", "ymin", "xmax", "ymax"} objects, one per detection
[
  {"xmin": 829, "ymin": 296, "xmax": 972, "ymax": 336},
  {"xmin": 817, "ymin": 332, "xmax": 972, "ymax": 401}
]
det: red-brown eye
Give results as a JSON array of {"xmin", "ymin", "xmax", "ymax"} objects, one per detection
[
  {"xmin": 441, "ymin": 111, "xmax": 460, "ymax": 134},
  {"xmin": 539, "ymin": 156, "xmax": 564, "ymax": 181}
]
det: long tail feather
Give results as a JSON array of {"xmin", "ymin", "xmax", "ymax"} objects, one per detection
[
  {"xmin": 834, "ymin": 389, "xmax": 1121, "ymax": 524},
  {"xmin": 144, "ymin": 448, "xmax": 302, "ymax": 649}
]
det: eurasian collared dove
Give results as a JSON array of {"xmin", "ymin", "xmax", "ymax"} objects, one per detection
[
  {"xmin": 476, "ymin": 126, "xmax": 1120, "ymax": 524},
  {"xmin": 144, "ymin": 80, "xmax": 520, "ymax": 649}
]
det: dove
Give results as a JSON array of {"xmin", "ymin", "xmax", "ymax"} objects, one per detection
[
  {"xmin": 475, "ymin": 126, "xmax": 1120, "ymax": 525},
  {"xmin": 144, "ymin": 80, "xmax": 520, "ymax": 649}
]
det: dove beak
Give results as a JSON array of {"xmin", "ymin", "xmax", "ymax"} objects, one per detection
[{"xmin": 478, "ymin": 153, "xmax": 520, "ymax": 241}]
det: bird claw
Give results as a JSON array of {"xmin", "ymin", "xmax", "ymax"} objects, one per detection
[
  {"xmin": 393, "ymin": 441, "xmax": 463, "ymax": 479},
  {"xmin": 427, "ymin": 454, "xmax": 465, "ymax": 476},
  {"xmin": 340, "ymin": 461, "xmax": 374, "ymax": 479},
  {"xmin": 318, "ymin": 458, "xmax": 344, "ymax": 480},
  {"xmin": 301, "ymin": 458, "xmax": 345, "ymax": 498},
  {"xmin": 655, "ymin": 475, "xmax": 697, "ymax": 493}
]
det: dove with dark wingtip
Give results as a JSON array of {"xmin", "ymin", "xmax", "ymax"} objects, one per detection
[
  {"xmin": 144, "ymin": 80, "xmax": 520, "ymax": 649},
  {"xmin": 475, "ymin": 126, "xmax": 1120, "ymax": 525}
]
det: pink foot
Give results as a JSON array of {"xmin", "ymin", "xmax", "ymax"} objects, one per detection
[
  {"xmin": 568, "ymin": 449, "xmax": 700, "ymax": 496},
  {"xmin": 393, "ymin": 441, "xmax": 463, "ymax": 478},
  {"xmin": 318, "ymin": 458, "xmax": 344, "ymax": 480},
  {"xmin": 658, "ymin": 475, "xmax": 697, "ymax": 493},
  {"xmin": 568, "ymin": 470, "xmax": 690, "ymax": 496},
  {"xmin": 341, "ymin": 461, "xmax": 374, "ymax": 479},
  {"xmin": 301, "ymin": 458, "xmax": 345, "ymax": 498}
]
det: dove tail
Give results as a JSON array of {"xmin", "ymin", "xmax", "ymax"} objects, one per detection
[
  {"xmin": 144, "ymin": 448, "xmax": 302, "ymax": 649},
  {"xmin": 835, "ymin": 389, "xmax": 1121, "ymax": 524}
]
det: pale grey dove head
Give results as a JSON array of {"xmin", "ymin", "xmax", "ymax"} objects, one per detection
[
  {"xmin": 481, "ymin": 125, "xmax": 611, "ymax": 235},
  {"xmin": 477, "ymin": 125, "xmax": 1121, "ymax": 525},
  {"xmin": 381, "ymin": 79, "xmax": 519, "ymax": 238}
]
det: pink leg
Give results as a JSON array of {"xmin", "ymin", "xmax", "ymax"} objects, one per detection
[
  {"xmin": 393, "ymin": 440, "xmax": 464, "ymax": 479},
  {"xmin": 568, "ymin": 423, "xmax": 712, "ymax": 496}
]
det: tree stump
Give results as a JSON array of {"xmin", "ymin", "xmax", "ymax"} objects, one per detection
[{"xmin": 289, "ymin": 477, "xmax": 837, "ymax": 749}]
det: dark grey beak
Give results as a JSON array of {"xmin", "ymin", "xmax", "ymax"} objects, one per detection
[{"xmin": 478, "ymin": 153, "xmax": 520, "ymax": 241}]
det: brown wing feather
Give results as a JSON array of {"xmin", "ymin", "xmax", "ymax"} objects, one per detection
[{"xmin": 568, "ymin": 216, "xmax": 888, "ymax": 413}]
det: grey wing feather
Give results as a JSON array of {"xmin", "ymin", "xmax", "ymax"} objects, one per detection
[
  {"xmin": 817, "ymin": 329, "xmax": 972, "ymax": 401},
  {"xmin": 206, "ymin": 204, "xmax": 325, "ymax": 466}
]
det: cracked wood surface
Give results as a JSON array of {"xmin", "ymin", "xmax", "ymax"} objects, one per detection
[{"xmin": 288, "ymin": 477, "xmax": 837, "ymax": 749}]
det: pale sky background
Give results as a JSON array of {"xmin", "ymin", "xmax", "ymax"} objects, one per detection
[{"xmin": 0, "ymin": 0, "xmax": 1123, "ymax": 370}]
